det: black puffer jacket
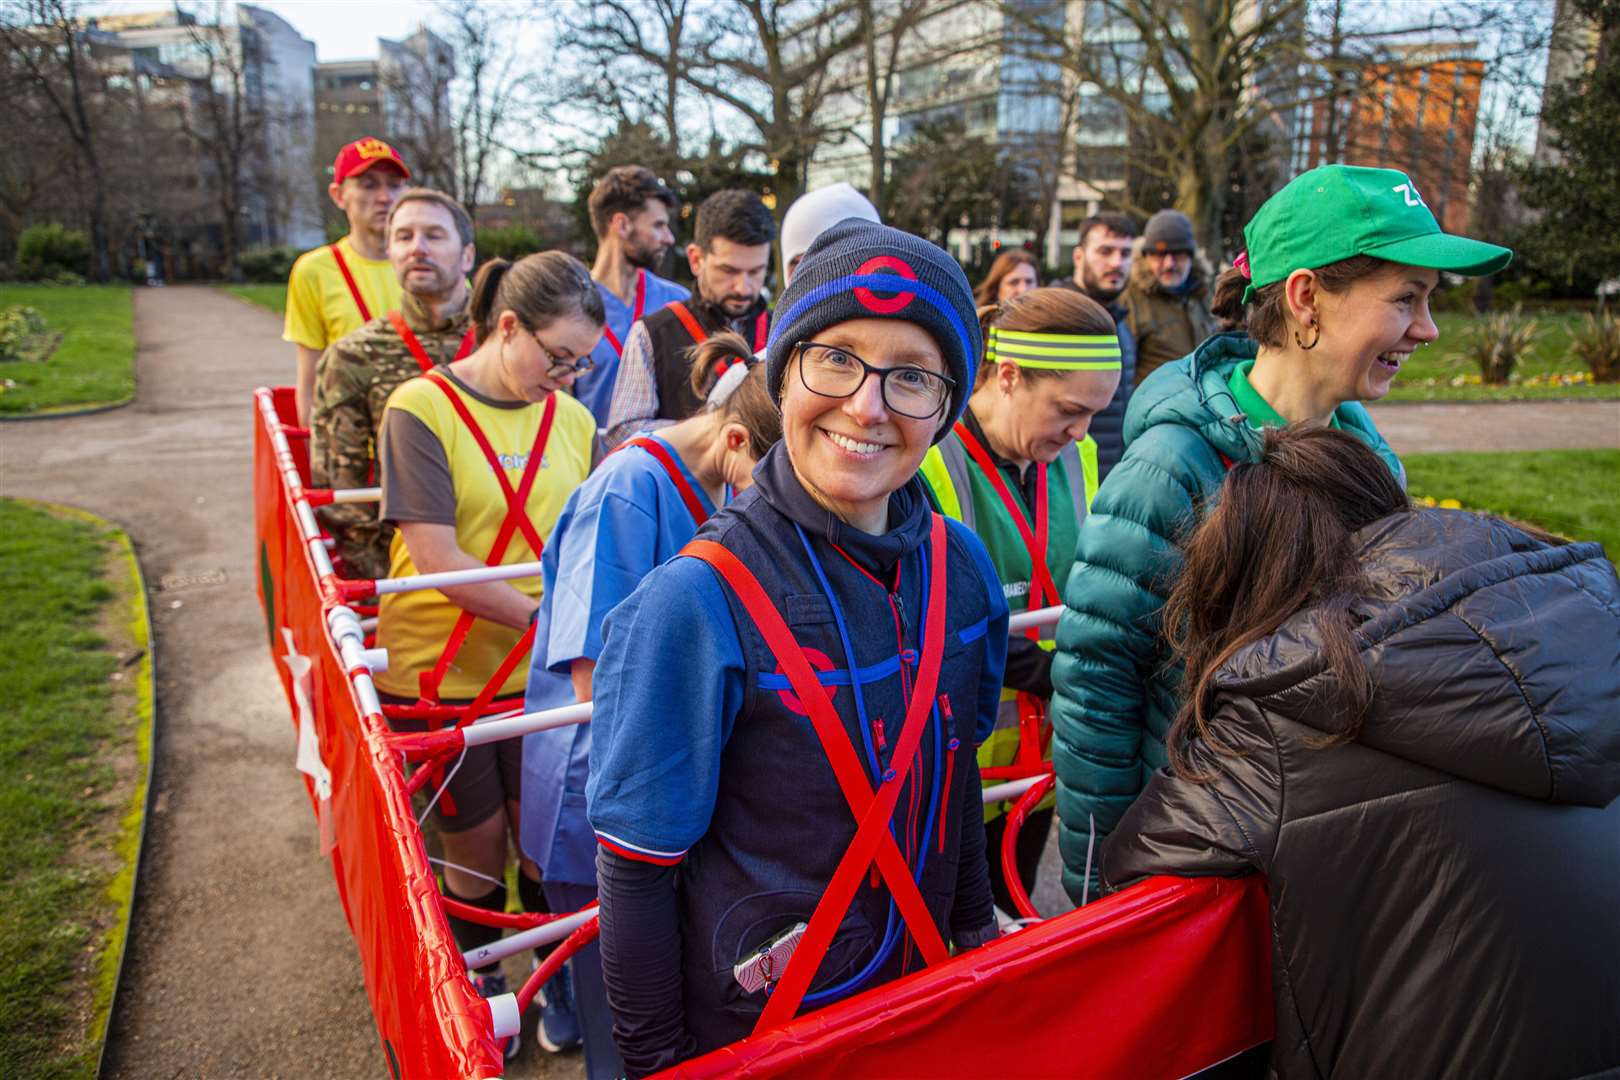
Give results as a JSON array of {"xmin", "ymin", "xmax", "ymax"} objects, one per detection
[{"xmin": 1102, "ymin": 510, "xmax": 1620, "ymax": 1080}]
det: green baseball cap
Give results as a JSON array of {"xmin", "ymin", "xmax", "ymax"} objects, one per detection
[{"xmin": 1240, "ymin": 164, "xmax": 1512, "ymax": 302}]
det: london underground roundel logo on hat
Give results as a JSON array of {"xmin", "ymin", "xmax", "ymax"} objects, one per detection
[{"xmin": 854, "ymin": 256, "xmax": 917, "ymax": 315}]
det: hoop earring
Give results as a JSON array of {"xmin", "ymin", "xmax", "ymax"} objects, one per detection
[{"xmin": 1294, "ymin": 319, "xmax": 1321, "ymax": 351}]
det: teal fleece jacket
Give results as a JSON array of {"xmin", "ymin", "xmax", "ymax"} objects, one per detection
[{"xmin": 1048, "ymin": 333, "xmax": 1404, "ymax": 904}]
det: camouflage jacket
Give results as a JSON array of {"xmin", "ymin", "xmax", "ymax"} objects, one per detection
[{"xmin": 311, "ymin": 293, "xmax": 473, "ymax": 579}]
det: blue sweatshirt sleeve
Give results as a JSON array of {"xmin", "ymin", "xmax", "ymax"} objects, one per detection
[
  {"xmin": 586, "ymin": 554, "xmax": 747, "ymax": 861},
  {"xmin": 950, "ymin": 520, "xmax": 1009, "ymax": 745}
]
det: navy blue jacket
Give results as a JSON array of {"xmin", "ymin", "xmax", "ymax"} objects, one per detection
[{"xmin": 588, "ymin": 444, "xmax": 1007, "ymax": 1074}]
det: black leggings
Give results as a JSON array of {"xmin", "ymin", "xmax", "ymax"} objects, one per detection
[{"xmin": 983, "ymin": 806, "xmax": 1053, "ymax": 916}]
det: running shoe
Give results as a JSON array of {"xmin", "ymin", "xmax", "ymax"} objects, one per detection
[
  {"xmin": 535, "ymin": 963, "xmax": 582, "ymax": 1054},
  {"xmin": 470, "ymin": 970, "xmax": 521, "ymax": 1061}
]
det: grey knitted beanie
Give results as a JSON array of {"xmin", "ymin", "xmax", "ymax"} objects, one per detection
[
  {"xmin": 765, "ymin": 219, "xmax": 980, "ymax": 440},
  {"xmin": 1143, "ymin": 209, "xmax": 1197, "ymax": 254}
]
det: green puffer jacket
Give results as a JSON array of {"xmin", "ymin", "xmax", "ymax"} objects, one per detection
[{"xmin": 1048, "ymin": 332, "xmax": 1403, "ymax": 904}]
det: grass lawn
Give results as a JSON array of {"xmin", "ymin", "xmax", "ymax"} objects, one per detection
[
  {"xmin": 1405, "ymin": 449, "xmax": 1620, "ymax": 559},
  {"xmin": 1385, "ymin": 311, "xmax": 1620, "ymax": 402},
  {"xmin": 0, "ymin": 499, "xmax": 151, "ymax": 1080},
  {"xmin": 223, "ymin": 283, "xmax": 287, "ymax": 316},
  {"xmin": 0, "ymin": 286, "xmax": 134, "ymax": 415}
]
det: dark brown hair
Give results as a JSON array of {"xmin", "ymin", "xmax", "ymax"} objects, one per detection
[
  {"xmin": 1077, "ymin": 211, "xmax": 1137, "ymax": 249},
  {"xmin": 974, "ymin": 286, "xmax": 1117, "ymax": 386},
  {"xmin": 974, "ymin": 249, "xmax": 1039, "ymax": 306},
  {"xmin": 587, "ymin": 165, "xmax": 678, "ymax": 240},
  {"xmin": 469, "ymin": 251, "xmax": 604, "ymax": 345},
  {"xmin": 688, "ymin": 330, "xmax": 781, "ymax": 459},
  {"xmin": 694, "ymin": 189, "xmax": 776, "ymax": 251},
  {"xmin": 1216, "ymin": 254, "xmax": 1387, "ymax": 348},
  {"xmin": 1164, "ymin": 425, "xmax": 1410, "ymax": 779}
]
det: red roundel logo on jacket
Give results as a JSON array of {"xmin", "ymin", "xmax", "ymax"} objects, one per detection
[
  {"xmin": 854, "ymin": 256, "xmax": 917, "ymax": 315},
  {"xmin": 775, "ymin": 647, "xmax": 839, "ymax": 716}
]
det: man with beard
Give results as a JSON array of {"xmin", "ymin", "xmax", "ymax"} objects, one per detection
[
  {"xmin": 604, "ymin": 189, "xmax": 775, "ymax": 447},
  {"xmin": 1051, "ymin": 212, "xmax": 1140, "ymax": 480},
  {"xmin": 310, "ymin": 188, "xmax": 477, "ymax": 579},
  {"xmin": 1123, "ymin": 209, "xmax": 1216, "ymax": 386},
  {"xmin": 285, "ymin": 137, "xmax": 412, "ymax": 426},
  {"xmin": 571, "ymin": 166, "xmax": 689, "ymax": 428}
]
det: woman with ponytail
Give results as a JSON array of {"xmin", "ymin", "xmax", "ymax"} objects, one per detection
[
  {"xmin": 1048, "ymin": 164, "xmax": 1513, "ymax": 904},
  {"xmin": 917, "ymin": 287, "xmax": 1120, "ymax": 914},
  {"xmin": 517, "ymin": 330, "xmax": 780, "ymax": 1075},
  {"xmin": 1103, "ymin": 424, "xmax": 1620, "ymax": 1080},
  {"xmin": 373, "ymin": 251, "xmax": 603, "ymax": 1058}
]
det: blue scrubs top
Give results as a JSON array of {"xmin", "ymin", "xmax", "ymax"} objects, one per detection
[
  {"xmin": 570, "ymin": 271, "xmax": 690, "ymax": 429},
  {"xmin": 519, "ymin": 434, "xmax": 718, "ymax": 884}
]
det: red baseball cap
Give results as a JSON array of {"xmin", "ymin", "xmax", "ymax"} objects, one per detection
[{"xmin": 332, "ymin": 137, "xmax": 410, "ymax": 185}]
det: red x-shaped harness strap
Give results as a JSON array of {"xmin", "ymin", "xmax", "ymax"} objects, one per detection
[
  {"xmin": 387, "ymin": 309, "xmax": 478, "ymax": 372},
  {"xmin": 954, "ymin": 421, "xmax": 1057, "ymax": 779},
  {"xmin": 681, "ymin": 511, "xmax": 951, "ymax": 1032},
  {"xmin": 599, "ymin": 269, "xmax": 646, "ymax": 357},
  {"xmin": 619, "ymin": 436, "xmax": 709, "ymax": 527},
  {"xmin": 396, "ymin": 372, "xmax": 556, "ymax": 816}
]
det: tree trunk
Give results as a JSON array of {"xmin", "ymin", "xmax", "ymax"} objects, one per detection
[
  {"xmin": 83, "ymin": 150, "xmax": 112, "ymax": 282},
  {"xmin": 861, "ymin": 0, "xmax": 885, "ymax": 208}
]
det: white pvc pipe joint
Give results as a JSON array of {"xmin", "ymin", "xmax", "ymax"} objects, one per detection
[
  {"xmin": 329, "ymin": 486, "xmax": 381, "ymax": 504},
  {"xmin": 1007, "ymin": 605, "xmax": 1063, "ymax": 635},
  {"xmin": 372, "ymin": 561, "xmax": 543, "ymax": 596},
  {"xmin": 486, "ymin": 992, "xmax": 521, "ymax": 1039},
  {"xmin": 981, "ymin": 774, "xmax": 1047, "ymax": 804}
]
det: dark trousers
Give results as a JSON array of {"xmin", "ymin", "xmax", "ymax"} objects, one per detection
[
  {"xmin": 984, "ymin": 806, "xmax": 1054, "ymax": 917},
  {"xmin": 543, "ymin": 881, "xmax": 623, "ymax": 1080}
]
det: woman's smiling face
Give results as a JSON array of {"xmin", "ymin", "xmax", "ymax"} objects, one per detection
[
  {"xmin": 1312, "ymin": 262, "xmax": 1440, "ymax": 402},
  {"xmin": 779, "ymin": 317, "xmax": 947, "ymax": 533}
]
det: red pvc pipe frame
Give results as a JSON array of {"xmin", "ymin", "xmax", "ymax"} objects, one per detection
[
  {"xmin": 1001, "ymin": 772, "xmax": 1056, "ymax": 921},
  {"xmin": 279, "ymin": 407, "xmax": 598, "ymax": 1025}
]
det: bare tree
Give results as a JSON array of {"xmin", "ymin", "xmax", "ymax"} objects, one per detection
[
  {"xmin": 177, "ymin": 3, "xmax": 275, "ymax": 278},
  {"xmin": 0, "ymin": 0, "xmax": 114, "ymax": 279},
  {"xmin": 379, "ymin": 1, "xmax": 538, "ymax": 221},
  {"xmin": 558, "ymin": 0, "xmax": 861, "ymax": 214},
  {"xmin": 561, "ymin": 0, "xmax": 700, "ymax": 152},
  {"xmin": 854, "ymin": 0, "xmax": 929, "ymax": 209},
  {"xmin": 684, "ymin": 0, "xmax": 865, "ymax": 210},
  {"xmin": 1003, "ymin": 0, "xmax": 1547, "ymax": 253}
]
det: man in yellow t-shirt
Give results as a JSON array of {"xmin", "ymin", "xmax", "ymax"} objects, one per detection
[{"xmin": 284, "ymin": 137, "xmax": 411, "ymax": 425}]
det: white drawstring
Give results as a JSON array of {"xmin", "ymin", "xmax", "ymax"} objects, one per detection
[{"xmin": 1080, "ymin": 812, "xmax": 1097, "ymax": 906}]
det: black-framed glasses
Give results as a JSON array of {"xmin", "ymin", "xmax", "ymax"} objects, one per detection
[
  {"xmin": 531, "ymin": 331, "xmax": 593, "ymax": 378},
  {"xmin": 794, "ymin": 342, "xmax": 954, "ymax": 420}
]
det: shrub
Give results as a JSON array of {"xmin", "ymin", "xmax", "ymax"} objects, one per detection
[
  {"xmin": 0, "ymin": 305, "xmax": 49, "ymax": 363},
  {"xmin": 1570, "ymin": 310, "xmax": 1620, "ymax": 383},
  {"xmin": 1458, "ymin": 308, "xmax": 1539, "ymax": 384},
  {"xmin": 475, "ymin": 225, "xmax": 542, "ymax": 264},
  {"xmin": 16, "ymin": 223, "xmax": 91, "ymax": 281},
  {"xmin": 237, "ymin": 246, "xmax": 301, "ymax": 284}
]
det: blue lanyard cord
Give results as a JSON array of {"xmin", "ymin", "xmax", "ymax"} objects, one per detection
[
  {"xmin": 805, "ymin": 699, "xmax": 945, "ymax": 1006},
  {"xmin": 793, "ymin": 523, "xmax": 880, "ymax": 776},
  {"xmin": 792, "ymin": 529, "xmax": 948, "ymax": 1006}
]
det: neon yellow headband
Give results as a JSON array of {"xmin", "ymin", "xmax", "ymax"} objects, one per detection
[{"xmin": 986, "ymin": 327, "xmax": 1122, "ymax": 370}]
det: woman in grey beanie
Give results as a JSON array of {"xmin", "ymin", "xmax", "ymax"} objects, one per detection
[{"xmin": 585, "ymin": 219, "xmax": 1010, "ymax": 1074}]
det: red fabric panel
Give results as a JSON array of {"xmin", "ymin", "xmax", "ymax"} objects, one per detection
[
  {"xmin": 254, "ymin": 389, "xmax": 504, "ymax": 1080},
  {"xmin": 662, "ymin": 875, "xmax": 1273, "ymax": 1080}
]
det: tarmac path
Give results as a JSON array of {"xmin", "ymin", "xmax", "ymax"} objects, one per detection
[
  {"xmin": 1, "ymin": 286, "xmax": 1612, "ymax": 1077},
  {"xmin": 1366, "ymin": 399, "xmax": 1620, "ymax": 453},
  {"xmin": 0, "ymin": 286, "xmax": 577, "ymax": 1078}
]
